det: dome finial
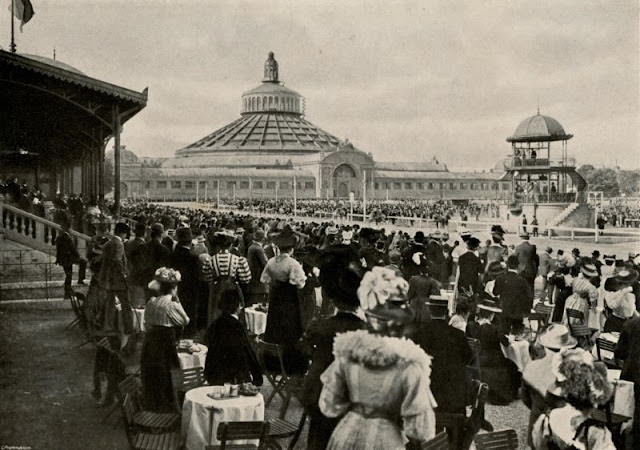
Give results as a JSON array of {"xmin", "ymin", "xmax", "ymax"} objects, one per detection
[
  {"xmin": 263, "ymin": 51, "xmax": 279, "ymax": 83},
  {"xmin": 536, "ymin": 95, "xmax": 540, "ymax": 115}
]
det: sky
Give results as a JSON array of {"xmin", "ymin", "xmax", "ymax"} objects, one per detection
[{"xmin": 7, "ymin": 0, "xmax": 640, "ymax": 169}]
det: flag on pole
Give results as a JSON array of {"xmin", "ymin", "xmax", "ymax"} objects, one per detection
[{"xmin": 11, "ymin": 0, "xmax": 34, "ymax": 31}]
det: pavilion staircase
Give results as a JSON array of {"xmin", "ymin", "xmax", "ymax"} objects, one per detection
[
  {"xmin": 544, "ymin": 202, "xmax": 594, "ymax": 236},
  {"xmin": 546, "ymin": 203, "xmax": 579, "ymax": 228},
  {"xmin": 0, "ymin": 202, "xmax": 91, "ymax": 301}
]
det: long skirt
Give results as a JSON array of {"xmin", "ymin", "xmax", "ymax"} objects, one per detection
[
  {"xmin": 264, "ymin": 281, "xmax": 308, "ymax": 375},
  {"xmin": 141, "ymin": 326, "xmax": 179, "ymax": 412}
]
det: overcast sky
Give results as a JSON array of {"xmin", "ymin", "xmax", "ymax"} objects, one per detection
[{"xmin": 9, "ymin": 0, "xmax": 640, "ymax": 169}]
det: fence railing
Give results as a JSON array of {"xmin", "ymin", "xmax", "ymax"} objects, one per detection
[{"xmin": 0, "ymin": 202, "xmax": 91, "ymax": 256}]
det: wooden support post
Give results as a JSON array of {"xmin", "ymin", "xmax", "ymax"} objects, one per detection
[{"xmin": 113, "ymin": 105, "xmax": 121, "ymax": 217}]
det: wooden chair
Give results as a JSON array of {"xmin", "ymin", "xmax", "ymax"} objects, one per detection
[
  {"xmin": 255, "ymin": 339, "xmax": 297, "ymax": 418},
  {"xmin": 566, "ymin": 308, "xmax": 585, "ymax": 324},
  {"xmin": 474, "ymin": 429, "xmax": 518, "ymax": 450},
  {"xmin": 170, "ymin": 366, "xmax": 205, "ymax": 410},
  {"xmin": 534, "ymin": 303, "xmax": 554, "ymax": 323},
  {"xmin": 264, "ymin": 414, "xmax": 307, "ymax": 450},
  {"xmin": 526, "ymin": 312, "xmax": 547, "ymax": 341},
  {"xmin": 421, "ymin": 431, "xmax": 449, "ymax": 450},
  {"xmin": 205, "ymin": 421, "xmax": 269, "ymax": 450},
  {"xmin": 119, "ymin": 376, "xmax": 179, "ymax": 432},
  {"xmin": 595, "ymin": 337, "xmax": 620, "ymax": 369},
  {"xmin": 121, "ymin": 395, "xmax": 181, "ymax": 450}
]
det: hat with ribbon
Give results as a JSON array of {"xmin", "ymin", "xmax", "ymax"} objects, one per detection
[
  {"xmin": 580, "ymin": 263, "xmax": 599, "ymax": 278},
  {"xmin": 616, "ymin": 268, "xmax": 639, "ymax": 285},
  {"xmin": 477, "ymin": 299, "xmax": 502, "ymax": 313},
  {"xmin": 148, "ymin": 267, "xmax": 182, "ymax": 291}
]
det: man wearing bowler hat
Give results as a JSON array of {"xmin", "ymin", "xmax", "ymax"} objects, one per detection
[{"xmin": 170, "ymin": 227, "xmax": 200, "ymax": 335}]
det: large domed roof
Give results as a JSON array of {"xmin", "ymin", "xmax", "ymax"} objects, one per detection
[
  {"xmin": 176, "ymin": 52, "xmax": 342, "ymax": 157},
  {"xmin": 507, "ymin": 113, "xmax": 573, "ymax": 143}
]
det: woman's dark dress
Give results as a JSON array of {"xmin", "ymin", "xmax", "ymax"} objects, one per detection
[
  {"xmin": 141, "ymin": 326, "xmax": 179, "ymax": 412},
  {"xmin": 466, "ymin": 320, "xmax": 521, "ymax": 405}
]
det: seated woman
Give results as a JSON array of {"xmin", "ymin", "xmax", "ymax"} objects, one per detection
[
  {"xmin": 466, "ymin": 299, "xmax": 521, "ymax": 405},
  {"xmin": 532, "ymin": 348, "xmax": 614, "ymax": 449},
  {"xmin": 203, "ymin": 288, "xmax": 263, "ymax": 386},
  {"xmin": 319, "ymin": 267, "xmax": 437, "ymax": 449}
]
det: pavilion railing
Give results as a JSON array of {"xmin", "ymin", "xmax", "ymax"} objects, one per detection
[{"xmin": 0, "ymin": 201, "xmax": 91, "ymax": 256}]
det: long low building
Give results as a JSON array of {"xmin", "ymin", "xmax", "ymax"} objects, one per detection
[{"xmin": 121, "ymin": 52, "xmax": 510, "ymax": 201}]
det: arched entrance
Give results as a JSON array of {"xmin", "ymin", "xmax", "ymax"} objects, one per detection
[{"xmin": 333, "ymin": 164, "xmax": 357, "ymax": 198}]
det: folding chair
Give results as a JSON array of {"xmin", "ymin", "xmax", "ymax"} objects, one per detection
[
  {"xmin": 264, "ymin": 413, "xmax": 308, "ymax": 450},
  {"xmin": 205, "ymin": 421, "xmax": 269, "ymax": 450},
  {"xmin": 566, "ymin": 308, "xmax": 585, "ymax": 324},
  {"xmin": 474, "ymin": 429, "xmax": 518, "ymax": 450},
  {"xmin": 526, "ymin": 312, "xmax": 547, "ymax": 341},
  {"xmin": 534, "ymin": 303, "xmax": 554, "ymax": 324},
  {"xmin": 118, "ymin": 375, "xmax": 180, "ymax": 432},
  {"xmin": 421, "ymin": 431, "xmax": 449, "ymax": 450},
  {"xmin": 97, "ymin": 336, "xmax": 128, "ymax": 423},
  {"xmin": 462, "ymin": 380, "xmax": 492, "ymax": 449},
  {"xmin": 170, "ymin": 366, "xmax": 205, "ymax": 410},
  {"xmin": 595, "ymin": 337, "xmax": 620, "ymax": 369},
  {"xmin": 255, "ymin": 339, "xmax": 295, "ymax": 418},
  {"xmin": 121, "ymin": 395, "xmax": 181, "ymax": 450}
]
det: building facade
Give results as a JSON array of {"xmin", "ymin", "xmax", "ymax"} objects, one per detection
[{"xmin": 121, "ymin": 52, "xmax": 509, "ymax": 201}]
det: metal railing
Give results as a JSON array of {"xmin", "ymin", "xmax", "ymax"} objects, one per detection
[{"xmin": 0, "ymin": 249, "xmax": 61, "ymax": 300}]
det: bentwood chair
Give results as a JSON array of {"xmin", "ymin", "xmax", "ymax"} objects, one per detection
[
  {"xmin": 121, "ymin": 395, "xmax": 181, "ymax": 450},
  {"xmin": 474, "ymin": 429, "xmax": 518, "ymax": 450}
]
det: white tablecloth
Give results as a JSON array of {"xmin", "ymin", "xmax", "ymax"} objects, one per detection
[
  {"xmin": 181, "ymin": 386, "xmax": 264, "ymax": 450},
  {"xmin": 178, "ymin": 344, "xmax": 208, "ymax": 370},
  {"xmin": 501, "ymin": 337, "xmax": 531, "ymax": 372},
  {"xmin": 244, "ymin": 307, "xmax": 267, "ymax": 335},
  {"xmin": 607, "ymin": 369, "xmax": 635, "ymax": 419}
]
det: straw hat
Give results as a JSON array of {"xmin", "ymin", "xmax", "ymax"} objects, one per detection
[
  {"xmin": 580, "ymin": 263, "xmax": 599, "ymax": 278},
  {"xmin": 148, "ymin": 267, "xmax": 182, "ymax": 291},
  {"xmin": 477, "ymin": 299, "xmax": 502, "ymax": 313},
  {"xmin": 538, "ymin": 324, "xmax": 578, "ymax": 350},
  {"xmin": 616, "ymin": 268, "xmax": 639, "ymax": 285}
]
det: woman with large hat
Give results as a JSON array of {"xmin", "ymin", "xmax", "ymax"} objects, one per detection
[
  {"xmin": 602, "ymin": 268, "xmax": 639, "ymax": 332},
  {"xmin": 140, "ymin": 267, "xmax": 189, "ymax": 412},
  {"xmin": 532, "ymin": 348, "xmax": 614, "ymax": 449},
  {"xmin": 319, "ymin": 266, "xmax": 436, "ymax": 449},
  {"xmin": 522, "ymin": 325, "xmax": 577, "ymax": 446},
  {"xmin": 261, "ymin": 226, "xmax": 308, "ymax": 375},
  {"xmin": 466, "ymin": 299, "xmax": 521, "ymax": 405}
]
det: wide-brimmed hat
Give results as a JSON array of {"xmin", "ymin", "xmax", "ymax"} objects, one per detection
[
  {"xmin": 491, "ymin": 224, "xmax": 505, "ymax": 236},
  {"xmin": 603, "ymin": 254, "xmax": 616, "ymax": 262},
  {"xmin": 477, "ymin": 299, "xmax": 502, "ymax": 313},
  {"xmin": 148, "ymin": 267, "xmax": 182, "ymax": 291},
  {"xmin": 364, "ymin": 304, "xmax": 415, "ymax": 327},
  {"xmin": 580, "ymin": 263, "xmax": 599, "ymax": 278},
  {"xmin": 325, "ymin": 225, "xmax": 339, "ymax": 236},
  {"xmin": 176, "ymin": 227, "xmax": 193, "ymax": 243},
  {"xmin": 467, "ymin": 237, "xmax": 481, "ymax": 249},
  {"xmin": 538, "ymin": 324, "xmax": 578, "ymax": 350},
  {"xmin": 274, "ymin": 228, "xmax": 298, "ymax": 250},
  {"xmin": 616, "ymin": 268, "xmax": 639, "ymax": 285},
  {"xmin": 487, "ymin": 261, "xmax": 507, "ymax": 278}
]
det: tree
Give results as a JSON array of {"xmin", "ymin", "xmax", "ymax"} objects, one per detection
[
  {"xmin": 617, "ymin": 170, "xmax": 640, "ymax": 196},
  {"xmin": 585, "ymin": 168, "xmax": 619, "ymax": 197},
  {"xmin": 104, "ymin": 157, "xmax": 114, "ymax": 194}
]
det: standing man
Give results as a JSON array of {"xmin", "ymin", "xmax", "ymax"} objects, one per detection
[
  {"xmin": 493, "ymin": 254, "xmax": 532, "ymax": 335},
  {"xmin": 170, "ymin": 227, "xmax": 200, "ymax": 336},
  {"xmin": 615, "ymin": 315, "xmax": 640, "ymax": 446},
  {"xmin": 537, "ymin": 246, "xmax": 554, "ymax": 301},
  {"xmin": 55, "ymin": 218, "xmax": 87, "ymax": 298},
  {"xmin": 246, "ymin": 229, "xmax": 268, "ymax": 306},
  {"xmin": 97, "ymin": 222, "xmax": 132, "ymax": 335},
  {"xmin": 140, "ymin": 223, "xmax": 171, "ymax": 300},
  {"xmin": 521, "ymin": 214, "xmax": 528, "ymax": 234},
  {"xmin": 514, "ymin": 231, "xmax": 538, "ymax": 292},
  {"xmin": 457, "ymin": 237, "xmax": 483, "ymax": 295},
  {"xmin": 530, "ymin": 216, "xmax": 539, "ymax": 237},
  {"xmin": 124, "ymin": 222, "xmax": 147, "ymax": 308}
]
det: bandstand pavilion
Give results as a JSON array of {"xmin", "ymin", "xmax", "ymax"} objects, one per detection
[{"xmin": 121, "ymin": 52, "xmax": 509, "ymax": 202}]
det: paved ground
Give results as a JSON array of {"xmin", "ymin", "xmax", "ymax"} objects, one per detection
[{"xmin": 0, "ymin": 300, "xmax": 532, "ymax": 449}]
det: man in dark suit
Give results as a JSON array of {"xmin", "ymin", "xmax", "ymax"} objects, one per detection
[
  {"xmin": 458, "ymin": 237, "xmax": 483, "ymax": 295},
  {"xmin": 615, "ymin": 316, "xmax": 640, "ymax": 445},
  {"xmin": 493, "ymin": 254, "xmax": 532, "ymax": 335},
  {"xmin": 300, "ymin": 245, "xmax": 366, "ymax": 450},
  {"xmin": 170, "ymin": 227, "xmax": 200, "ymax": 335},
  {"xmin": 97, "ymin": 222, "xmax": 132, "ymax": 334},
  {"xmin": 246, "ymin": 229, "xmax": 268, "ymax": 306},
  {"xmin": 204, "ymin": 288, "xmax": 262, "ymax": 386},
  {"xmin": 514, "ymin": 232, "xmax": 538, "ymax": 291},
  {"xmin": 411, "ymin": 298, "xmax": 472, "ymax": 414},
  {"xmin": 140, "ymin": 223, "xmax": 171, "ymax": 298},
  {"xmin": 55, "ymin": 218, "xmax": 87, "ymax": 297},
  {"xmin": 124, "ymin": 222, "xmax": 147, "ymax": 308}
]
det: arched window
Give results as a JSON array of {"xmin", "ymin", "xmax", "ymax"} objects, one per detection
[
  {"xmin": 274, "ymin": 96, "xmax": 279, "ymax": 108},
  {"xmin": 257, "ymin": 97, "xmax": 261, "ymax": 110},
  {"xmin": 269, "ymin": 96, "xmax": 273, "ymax": 107},
  {"xmin": 263, "ymin": 96, "xmax": 267, "ymax": 109}
]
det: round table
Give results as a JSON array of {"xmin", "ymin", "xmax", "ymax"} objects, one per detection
[
  {"xmin": 181, "ymin": 386, "xmax": 265, "ymax": 450},
  {"xmin": 244, "ymin": 307, "xmax": 267, "ymax": 335},
  {"xmin": 607, "ymin": 369, "xmax": 635, "ymax": 419},
  {"xmin": 501, "ymin": 336, "xmax": 531, "ymax": 372},
  {"xmin": 178, "ymin": 344, "xmax": 208, "ymax": 370}
]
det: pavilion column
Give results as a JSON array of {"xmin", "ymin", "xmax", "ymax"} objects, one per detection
[
  {"xmin": 112, "ymin": 105, "xmax": 121, "ymax": 216},
  {"xmin": 98, "ymin": 143, "xmax": 105, "ymax": 205}
]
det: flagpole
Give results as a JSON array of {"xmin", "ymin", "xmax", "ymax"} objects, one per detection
[{"xmin": 10, "ymin": 0, "xmax": 16, "ymax": 53}]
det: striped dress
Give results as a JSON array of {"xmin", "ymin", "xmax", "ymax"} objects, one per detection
[{"xmin": 199, "ymin": 250, "xmax": 251, "ymax": 324}]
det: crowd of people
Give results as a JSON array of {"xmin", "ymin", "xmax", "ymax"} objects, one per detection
[
  {"xmin": 218, "ymin": 198, "xmax": 500, "ymax": 225},
  {"xmin": 601, "ymin": 200, "xmax": 640, "ymax": 228},
  {"xmin": 52, "ymin": 198, "xmax": 640, "ymax": 449}
]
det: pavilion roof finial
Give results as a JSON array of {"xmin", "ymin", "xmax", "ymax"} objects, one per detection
[
  {"xmin": 263, "ymin": 51, "xmax": 279, "ymax": 83},
  {"xmin": 537, "ymin": 95, "xmax": 540, "ymax": 115}
]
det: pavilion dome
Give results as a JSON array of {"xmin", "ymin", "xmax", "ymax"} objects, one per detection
[
  {"xmin": 22, "ymin": 54, "xmax": 85, "ymax": 75},
  {"xmin": 175, "ymin": 51, "xmax": 342, "ymax": 159},
  {"xmin": 506, "ymin": 113, "xmax": 573, "ymax": 143}
]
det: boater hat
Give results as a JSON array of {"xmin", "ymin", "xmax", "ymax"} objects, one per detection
[
  {"xmin": 580, "ymin": 263, "xmax": 599, "ymax": 278},
  {"xmin": 538, "ymin": 324, "xmax": 578, "ymax": 350},
  {"xmin": 477, "ymin": 299, "xmax": 502, "ymax": 313},
  {"xmin": 616, "ymin": 268, "xmax": 639, "ymax": 285}
]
